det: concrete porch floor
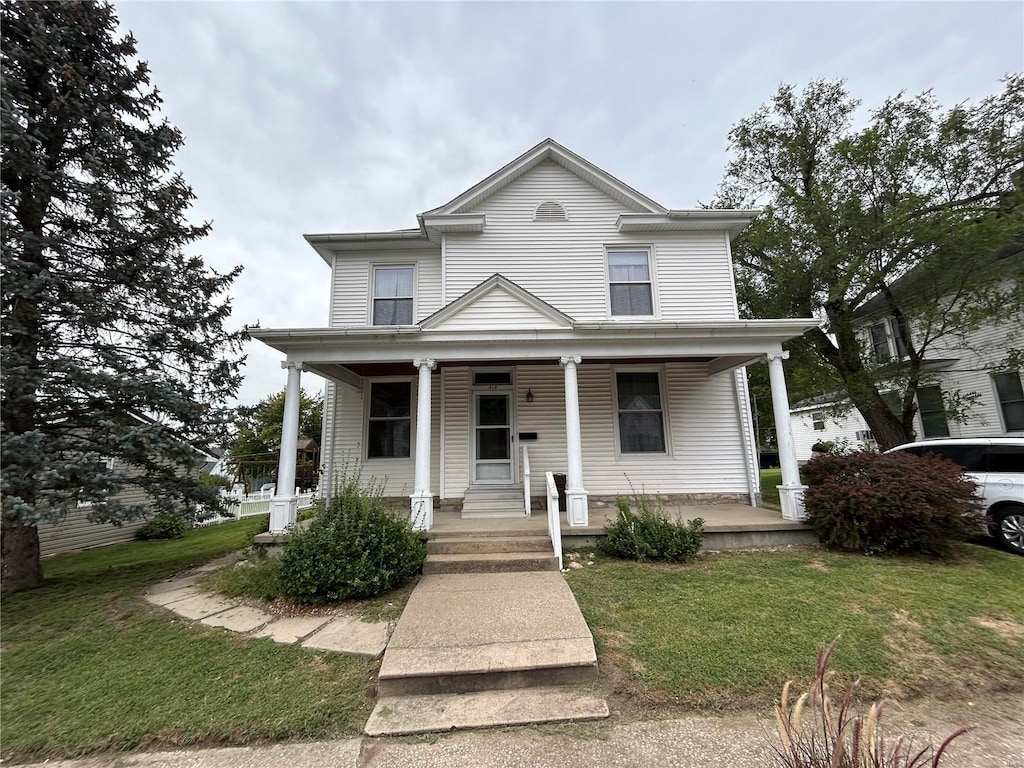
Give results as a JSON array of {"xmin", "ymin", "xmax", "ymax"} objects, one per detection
[{"xmin": 429, "ymin": 503, "xmax": 816, "ymax": 549}]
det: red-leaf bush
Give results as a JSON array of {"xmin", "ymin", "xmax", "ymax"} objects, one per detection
[{"xmin": 802, "ymin": 451, "xmax": 980, "ymax": 557}]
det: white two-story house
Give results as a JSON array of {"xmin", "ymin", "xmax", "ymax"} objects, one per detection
[{"xmin": 252, "ymin": 140, "xmax": 818, "ymax": 532}]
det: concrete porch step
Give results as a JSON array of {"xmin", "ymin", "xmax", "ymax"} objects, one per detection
[
  {"xmin": 426, "ymin": 535, "xmax": 551, "ymax": 555},
  {"xmin": 461, "ymin": 486, "xmax": 526, "ymax": 519},
  {"xmin": 364, "ymin": 686, "xmax": 609, "ymax": 736},
  {"xmin": 422, "ymin": 552, "xmax": 560, "ymax": 574}
]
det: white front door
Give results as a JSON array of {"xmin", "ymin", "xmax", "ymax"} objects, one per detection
[{"xmin": 473, "ymin": 391, "xmax": 515, "ymax": 484}]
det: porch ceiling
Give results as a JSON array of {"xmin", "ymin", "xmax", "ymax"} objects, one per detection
[{"xmin": 252, "ymin": 318, "xmax": 818, "ymax": 386}]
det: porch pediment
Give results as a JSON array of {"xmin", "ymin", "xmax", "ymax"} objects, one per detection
[{"xmin": 419, "ymin": 274, "xmax": 574, "ymax": 332}]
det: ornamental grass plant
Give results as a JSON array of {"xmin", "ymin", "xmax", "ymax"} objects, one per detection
[{"xmin": 769, "ymin": 638, "xmax": 969, "ymax": 768}]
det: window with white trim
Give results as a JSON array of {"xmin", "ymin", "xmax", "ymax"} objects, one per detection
[
  {"xmin": 869, "ymin": 321, "xmax": 891, "ymax": 362},
  {"xmin": 994, "ymin": 370, "xmax": 1024, "ymax": 431},
  {"xmin": 608, "ymin": 250, "xmax": 653, "ymax": 316},
  {"xmin": 372, "ymin": 266, "xmax": 414, "ymax": 325},
  {"xmin": 366, "ymin": 381, "xmax": 412, "ymax": 458},
  {"xmin": 812, "ymin": 412, "xmax": 825, "ymax": 431},
  {"xmin": 615, "ymin": 370, "xmax": 666, "ymax": 453},
  {"xmin": 916, "ymin": 385, "xmax": 949, "ymax": 438}
]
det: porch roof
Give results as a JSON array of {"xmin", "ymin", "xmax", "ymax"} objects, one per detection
[{"xmin": 250, "ymin": 318, "xmax": 819, "ymax": 386}]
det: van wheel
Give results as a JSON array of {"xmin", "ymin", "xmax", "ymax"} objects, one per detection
[{"xmin": 992, "ymin": 505, "xmax": 1024, "ymax": 555}]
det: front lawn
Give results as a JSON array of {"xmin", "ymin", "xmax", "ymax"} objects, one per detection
[
  {"xmin": 759, "ymin": 468, "xmax": 782, "ymax": 506},
  {"xmin": 1, "ymin": 519, "xmax": 373, "ymax": 762},
  {"xmin": 566, "ymin": 545, "xmax": 1024, "ymax": 713}
]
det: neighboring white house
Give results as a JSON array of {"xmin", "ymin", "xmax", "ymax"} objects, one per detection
[
  {"xmin": 251, "ymin": 139, "xmax": 819, "ymax": 530},
  {"xmin": 790, "ymin": 250, "xmax": 1024, "ymax": 461}
]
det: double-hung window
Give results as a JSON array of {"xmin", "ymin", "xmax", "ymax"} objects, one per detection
[
  {"xmin": 869, "ymin": 322, "xmax": 891, "ymax": 362},
  {"xmin": 615, "ymin": 371, "xmax": 666, "ymax": 453},
  {"xmin": 994, "ymin": 371, "xmax": 1024, "ymax": 431},
  {"xmin": 372, "ymin": 266, "xmax": 414, "ymax": 325},
  {"xmin": 916, "ymin": 385, "xmax": 949, "ymax": 438},
  {"xmin": 608, "ymin": 250, "xmax": 653, "ymax": 316},
  {"xmin": 366, "ymin": 381, "xmax": 412, "ymax": 458}
]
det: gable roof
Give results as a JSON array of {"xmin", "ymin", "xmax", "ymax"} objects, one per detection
[
  {"xmin": 419, "ymin": 138, "xmax": 668, "ymax": 218},
  {"xmin": 419, "ymin": 273, "xmax": 575, "ymax": 330}
]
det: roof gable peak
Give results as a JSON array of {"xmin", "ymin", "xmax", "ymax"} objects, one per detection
[{"xmin": 420, "ymin": 139, "xmax": 667, "ymax": 219}]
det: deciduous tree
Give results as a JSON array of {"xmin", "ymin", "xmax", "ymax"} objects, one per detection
[
  {"xmin": 720, "ymin": 78, "xmax": 1024, "ymax": 449},
  {"xmin": 1, "ymin": 1, "xmax": 245, "ymax": 592}
]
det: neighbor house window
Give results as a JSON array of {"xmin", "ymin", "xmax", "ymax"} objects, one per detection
[
  {"xmin": 608, "ymin": 250, "xmax": 653, "ymax": 316},
  {"xmin": 916, "ymin": 385, "xmax": 949, "ymax": 438},
  {"xmin": 812, "ymin": 412, "xmax": 825, "ymax": 431},
  {"xmin": 366, "ymin": 381, "xmax": 411, "ymax": 458},
  {"xmin": 890, "ymin": 317, "xmax": 909, "ymax": 358},
  {"xmin": 372, "ymin": 266, "xmax": 414, "ymax": 325},
  {"xmin": 994, "ymin": 370, "xmax": 1024, "ymax": 431},
  {"xmin": 615, "ymin": 371, "xmax": 666, "ymax": 453},
  {"xmin": 869, "ymin": 321, "xmax": 891, "ymax": 362}
]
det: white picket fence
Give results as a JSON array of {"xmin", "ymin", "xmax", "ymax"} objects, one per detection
[{"xmin": 195, "ymin": 488, "xmax": 317, "ymax": 527}]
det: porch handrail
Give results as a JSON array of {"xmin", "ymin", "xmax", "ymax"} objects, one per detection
[
  {"xmin": 522, "ymin": 443, "xmax": 531, "ymax": 518},
  {"xmin": 545, "ymin": 471, "xmax": 563, "ymax": 570}
]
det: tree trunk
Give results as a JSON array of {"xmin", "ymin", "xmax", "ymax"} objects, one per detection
[
  {"xmin": 1, "ymin": 516, "xmax": 44, "ymax": 593},
  {"xmin": 855, "ymin": 398, "xmax": 915, "ymax": 451}
]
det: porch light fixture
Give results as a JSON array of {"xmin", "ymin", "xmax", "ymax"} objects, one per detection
[{"xmin": 526, "ymin": 388, "xmax": 534, "ymax": 403}]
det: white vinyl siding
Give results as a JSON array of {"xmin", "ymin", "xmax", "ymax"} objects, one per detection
[
  {"xmin": 443, "ymin": 161, "xmax": 739, "ymax": 322},
  {"xmin": 330, "ymin": 250, "xmax": 441, "ymax": 327},
  {"xmin": 430, "ymin": 285, "xmax": 568, "ymax": 330}
]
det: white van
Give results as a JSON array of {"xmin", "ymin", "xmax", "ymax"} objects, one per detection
[{"xmin": 887, "ymin": 438, "xmax": 1024, "ymax": 555}]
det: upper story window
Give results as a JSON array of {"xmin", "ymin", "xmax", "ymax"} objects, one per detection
[
  {"xmin": 868, "ymin": 318, "xmax": 908, "ymax": 362},
  {"xmin": 372, "ymin": 266, "xmax": 414, "ymax": 325},
  {"xmin": 916, "ymin": 385, "xmax": 949, "ymax": 438},
  {"xmin": 615, "ymin": 370, "xmax": 666, "ymax": 453},
  {"xmin": 366, "ymin": 380, "xmax": 412, "ymax": 458},
  {"xmin": 869, "ymin": 321, "xmax": 891, "ymax": 362},
  {"xmin": 608, "ymin": 250, "xmax": 653, "ymax": 316},
  {"xmin": 811, "ymin": 412, "xmax": 825, "ymax": 431},
  {"xmin": 994, "ymin": 370, "xmax": 1024, "ymax": 431}
]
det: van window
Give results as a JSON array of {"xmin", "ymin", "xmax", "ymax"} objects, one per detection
[
  {"xmin": 919, "ymin": 444, "xmax": 986, "ymax": 473},
  {"xmin": 987, "ymin": 445, "xmax": 1024, "ymax": 473}
]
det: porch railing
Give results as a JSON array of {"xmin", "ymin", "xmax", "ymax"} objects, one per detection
[
  {"xmin": 195, "ymin": 488, "xmax": 316, "ymax": 527},
  {"xmin": 545, "ymin": 471, "xmax": 563, "ymax": 570},
  {"xmin": 522, "ymin": 443, "xmax": 531, "ymax": 518}
]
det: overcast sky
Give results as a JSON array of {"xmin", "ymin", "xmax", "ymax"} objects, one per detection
[{"xmin": 113, "ymin": 0, "xmax": 1023, "ymax": 407}]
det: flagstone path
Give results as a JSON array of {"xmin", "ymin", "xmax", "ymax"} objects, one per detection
[{"xmin": 143, "ymin": 560, "xmax": 392, "ymax": 658}]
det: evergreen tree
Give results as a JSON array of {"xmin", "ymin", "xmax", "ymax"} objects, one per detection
[
  {"xmin": 719, "ymin": 78, "xmax": 1024, "ymax": 449},
  {"xmin": 1, "ymin": 1, "xmax": 246, "ymax": 592}
]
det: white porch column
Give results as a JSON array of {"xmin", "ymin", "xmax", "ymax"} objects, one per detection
[
  {"xmin": 766, "ymin": 351, "xmax": 807, "ymax": 520},
  {"xmin": 560, "ymin": 355, "xmax": 589, "ymax": 527},
  {"xmin": 269, "ymin": 361, "xmax": 302, "ymax": 533},
  {"xmin": 410, "ymin": 358, "xmax": 436, "ymax": 531}
]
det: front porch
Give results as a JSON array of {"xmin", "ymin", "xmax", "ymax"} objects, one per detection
[{"xmin": 427, "ymin": 502, "xmax": 816, "ymax": 551}]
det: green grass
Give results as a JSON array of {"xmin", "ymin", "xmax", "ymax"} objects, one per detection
[
  {"xmin": 760, "ymin": 468, "xmax": 782, "ymax": 507},
  {"xmin": 566, "ymin": 545, "xmax": 1024, "ymax": 713},
  {"xmin": 1, "ymin": 518, "xmax": 373, "ymax": 762}
]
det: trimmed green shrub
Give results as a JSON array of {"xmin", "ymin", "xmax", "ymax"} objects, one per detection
[
  {"xmin": 598, "ymin": 495, "xmax": 704, "ymax": 562},
  {"xmin": 802, "ymin": 451, "xmax": 980, "ymax": 557},
  {"xmin": 277, "ymin": 469, "xmax": 425, "ymax": 603},
  {"xmin": 134, "ymin": 514, "xmax": 188, "ymax": 540}
]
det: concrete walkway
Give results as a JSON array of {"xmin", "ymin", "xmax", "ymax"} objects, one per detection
[
  {"xmin": 367, "ymin": 571, "xmax": 608, "ymax": 735},
  {"xmin": 144, "ymin": 562, "xmax": 392, "ymax": 658}
]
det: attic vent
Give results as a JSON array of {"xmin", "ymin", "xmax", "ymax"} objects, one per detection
[{"xmin": 534, "ymin": 200, "xmax": 567, "ymax": 221}]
